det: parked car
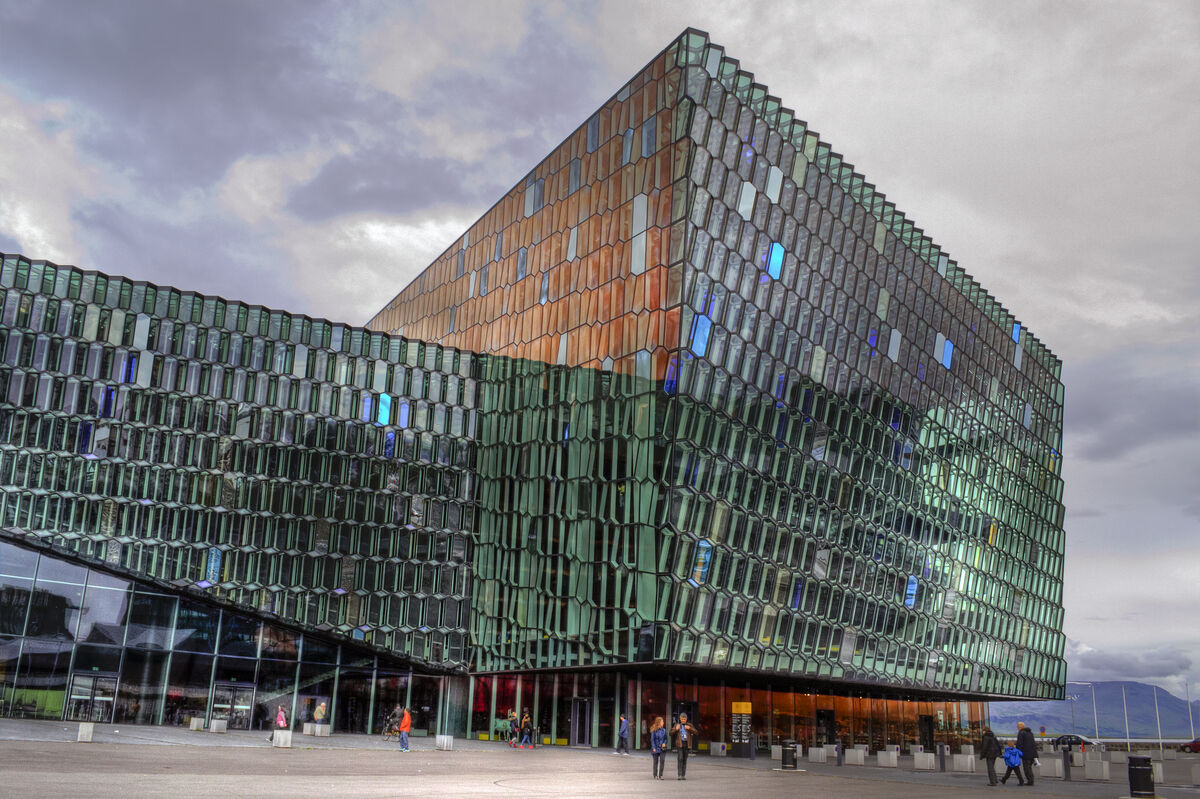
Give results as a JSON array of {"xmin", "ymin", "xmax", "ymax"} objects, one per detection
[
  {"xmin": 1180, "ymin": 738, "xmax": 1200, "ymax": 753},
  {"xmin": 1052, "ymin": 734, "xmax": 1101, "ymax": 751}
]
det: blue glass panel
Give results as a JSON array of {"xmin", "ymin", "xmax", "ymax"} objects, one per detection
[
  {"xmin": 867, "ymin": 329, "xmax": 878, "ymax": 348},
  {"xmin": 690, "ymin": 314, "xmax": 712, "ymax": 357},
  {"xmin": 905, "ymin": 575, "xmax": 918, "ymax": 608},
  {"xmin": 384, "ymin": 431, "xmax": 396, "ymax": 458},
  {"xmin": 690, "ymin": 540, "xmax": 713, "ymax": 585},
  {"xmin": 377, "ymin": 393, "xmax": 392, "ymax": 426},
  {"xmin": 766, "ymin": 242, "xmax": 784, "ymax": 279},
  {"xmin": 123, "ymin": 353, "xmax": 138, "ymax": 383},
  {"xmin": 942, "ymin": 339, "xmax": 954, "ymax": 369},
  {"xmin": 1012, "ymin": 322, "xmax": 1021, "ymax": 342},
  {"xmin": 398, "ymin": 401, "xmax": 410, "ymax": 428},
  {"xmin": 361, "ymin": 394, "xmax": 372, "ymax": 421}
]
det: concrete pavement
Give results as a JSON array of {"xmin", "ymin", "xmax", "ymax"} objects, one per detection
[{"xmin": 1, "ymin": 719, "xmax": 1198, "ymax": 798}]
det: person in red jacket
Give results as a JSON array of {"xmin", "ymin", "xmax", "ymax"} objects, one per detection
[{"xmin": 398, "ymin": 706, "xmax": 412, "ymax": 752}]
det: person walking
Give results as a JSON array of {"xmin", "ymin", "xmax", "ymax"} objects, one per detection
[
  {"xmin": 397, "ymin": 706, "xmax": 412, "ymax": 752},
  {"xmin": 649, "ymin": 716, "xmax": 668, "ymax": 780},
  {"xmin": 313, "ymin": 702, "xmax": 326, "ymax": 725},
  {"xmin": 614, "ymin": 713, "xmax": 630, "ymax": 755},
  {"xmin": 266, "ymin": 705, "xmax": 287, "ymax": 742},
  {"xmin": 1000, "ymin": 741, "xmax": 1025, "ymax": 785},
  {"xmin": 670, "ymin": 713, "xmax": 697, "ymax": 780},
  {"xmin": 980, "ymin": 726, "xmax": 1002, "ymax": 786},
  {"xmin": 508, "ymin": 709, "xmax": 519, "ymax": 747},
  {"xmin": 1016, "ymin": 722, "xmax": 1037, "ymax": 786},
  {"xmin": 519, "ymin": 709, "xmax": 533, "ymax": 748}
]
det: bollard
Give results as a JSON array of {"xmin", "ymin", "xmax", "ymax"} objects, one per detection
[
  {"xmin": 1128, "ymin": 755, "xmax": 1153, "ymax": 798},
  {"xmin": 938, "ymin": 743, "xmax": 947, "ymax": 772},
  {"xmin": 1062, "ymin": 747, "xmax": 1072, "ymax": 781},
  {"xmin": 836, "ymin": 738, "xmax": 844, "ymax": 766}
]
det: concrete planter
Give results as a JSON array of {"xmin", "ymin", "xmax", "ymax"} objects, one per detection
[
  {"xmin": 1083, "ymin": 759, "xmax": 1109, "ymax": 780},
  {"xmin": 1110, "ymin": 750, "xmax": 1128, "ymax": 764},
  {"xmin": 272, "ymin": 730, "xmax": 292, "ymax": 748},
  {"xmin": 302, "ymin": 722, "xmax": 315, "ymax": 735},
  {"xmin": 950, "ymin": 754, "xmax": 976, "ymax": 773},
  {"xmin": 913, "ymin": 752, "xmax": 936, "ymax": 770},
  {"xmin": 807, "ymin": 747, "xmax": 827, "ymax": 763},
  {"xmin": 844, "ymin": 749, "xmax": 865, "ymax": 765},
  {"xmin": 876, "ymin": 751, "xmax": 898, "ymax": 768},
  {"xmin": 209, "ymin": 719, "xmax": 227, "ymax": 733},
  {"xmin": 1036, "ymin": 758, "xmax": 1064, "ymax": 778},
  {"xmin": 435, "ymin": 734, "xmax": 454, "ymax": 751},
  {"xmin": 77, "ymin": 722, "xmax": 94, "ymax": 743},
  {"xmin": 314, "ymin": 724, "xmax": 330, "ymax": 737},
  {"xmin": 960, "ymin": 744, "xmax": 975, "ymax": 756},
  {"xmin": 189, "ymin": 717, "xmax": 205, "ymax": 731}
]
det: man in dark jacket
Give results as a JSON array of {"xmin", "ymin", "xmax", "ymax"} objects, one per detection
[
  {"xmin": 670, "ymin": 713, "xmax": 698, "ymax": 780},
  {"xmin": 1016, "ymin": 722, "xmax": 1038, "ymax": 785},
  {"xmin": 979, "ymin": 727, "xmax": 1002, "ymax": 785}
]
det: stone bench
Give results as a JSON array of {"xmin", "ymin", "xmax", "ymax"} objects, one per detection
[
  {"xmin": 807, "ymin": 747, "xmax": 827, "ymax": 763},
  {"xmin": 189, "ymin": 717, "xmax": 205, "ymax": 731},
  {"xmin": 435, "ymin": 734, "xmax": 454, "ymax": 751},
  {"xmin": 913, "ymin": 752, "xmax": 936, "ymax": 770},
  {"xmin": 875, "ymin": 750, "xmax": 898, "ymax": 767},
  {"xmin": 209, "ymin": 719, "xmax": 227, "ymax": 733},
  {"xmin": 844, "ymin": 749, "xmax": 865, "ymax": 765},
  {"xmin": 314, "ymin": 724, "xmax": 330, "ymax": 737},
  {"xmin": 77, "ymin": 722, "xmax": 94, "ymax": 743},
  {"xmin": 1084, "ymin": 760, "xmax": 1109, "ymax": 780},
  {"xmin": 1036, "ymin": 758, "xmax": 1064, "ymax": 778},
  {"xmin": 272, "ymin": 730, "xmax": 292, "ymax": 748},
  {"xmin": 302, "ymin": 722, "xmax": 315, "ymax": 735}
]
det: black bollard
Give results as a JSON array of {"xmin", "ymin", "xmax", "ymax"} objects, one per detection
[
  {"xmin": 1061, "ymin": 746, "xmax": 1071, "ymax": 781},
  {"xmin": 836, "ymin": 737, "xmax": 844, "ymax": 766},
  {"xmin": 938, "ymin": 743, "xmax": 947, "ymax": 772}
]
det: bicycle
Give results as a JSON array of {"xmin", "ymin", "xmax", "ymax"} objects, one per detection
[{"xmin": 382, "ymin": 721, "xmax": 401, "ymax": 743}]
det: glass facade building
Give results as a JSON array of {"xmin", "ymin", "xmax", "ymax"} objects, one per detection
[{"xmin": 0, "ymin": 29, "xmax": 1065, "ymax": 752}]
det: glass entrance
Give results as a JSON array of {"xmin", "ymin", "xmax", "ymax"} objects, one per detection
[
  {"xmin": 211, "ymin": 682, "xmax": 254, "ymax": 729},
  {"xmin": 815, "ymin": 709, "xmax": 836, "ymax": 746},
  {"xmin": 571, "ymin": 698, "xmax": 591, "ymax": 746},
  {"xmin": 918, "ymin": 715, "xmax": 936, "ymax": 750},
  {"xmin": 66, "ymin": 674, "xmax": 117, "ymax": 722}
]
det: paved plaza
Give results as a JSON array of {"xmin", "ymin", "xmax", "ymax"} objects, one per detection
[{"xmin": 1, "ymin": 720, "xmax": 1197, "ymax": 798}]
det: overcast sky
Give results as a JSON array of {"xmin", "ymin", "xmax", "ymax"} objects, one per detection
[{"xmin": 1, "ymin": 0, "xmax": 1196, "ymax": 699}]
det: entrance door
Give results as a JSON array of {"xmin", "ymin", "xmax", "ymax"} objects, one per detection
[
  {"xmin": 211, "ymin": 682, "xmax": 254, "ymax": 730},
  {"xmin": 918, "ymin": 715, "xmax": 936, "ymax": 751},
  {"xmin": 66, "ymin": 674, "xmax": 117, "ymax": 722},
  {"xmin": 571, "ymin": 698, "xmax": 591, "ymax": 746},
  {"xmin": 815, "ymin": 709, "xmax": 836, "ymax": 746}
]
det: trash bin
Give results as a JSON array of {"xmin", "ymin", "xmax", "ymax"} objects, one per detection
[
  {"xmin": 1128, "ymin": 755, "xmax": 1154, "ymax": 798},
  {"xmin": 781, "ymin": 739, "xmax": 797, "ymax": 770}
]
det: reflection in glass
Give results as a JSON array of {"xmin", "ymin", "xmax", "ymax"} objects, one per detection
[
  {"xmin": 77, "ymin": 581, "xmax": 130, "ymax": 644},
  {"xmin": 173, "ymin": 599, "xmax": 218, "ymax": 653},
  {"xmin": 126, "ymin": 591, "xmax": 176, "ymax": 650},
  {"xmin": 13, "ymin": 639, "xmax": 71, "ymax": 719},
  {"xmin": 116, "ymin": 649, "xmax": 167, "ymax": 725},
  {"xmin": 25, "ymin": 577, "xmax": 83, "ymax": 640},
  {"xmin": 163, "ymin": 653, "xmax": 212, "ymax": 727}
]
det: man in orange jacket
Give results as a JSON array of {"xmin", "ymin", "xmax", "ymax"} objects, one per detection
[{"xmin": 398, "ymin": 707, "xmax": 412, "ymax": 752}]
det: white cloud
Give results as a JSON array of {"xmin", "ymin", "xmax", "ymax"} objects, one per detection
[{"xmin": 0, "ymin": 88, "xmax": 98, "ymax": 263}]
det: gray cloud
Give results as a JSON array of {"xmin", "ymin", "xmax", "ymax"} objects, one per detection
[
  {"xmin": 286, "ymin": 149, "xmax": 493, "ymax": 222},
  {"xmin": 1068, "ymin": 640, "xmax": 1194, "ymax": 682}
]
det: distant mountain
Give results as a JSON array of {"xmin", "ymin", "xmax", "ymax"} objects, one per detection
[{"xmin": 989, "ymin": 681, "xmax": 1199, "ymax": 739}]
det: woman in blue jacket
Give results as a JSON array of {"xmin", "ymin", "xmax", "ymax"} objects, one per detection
[{"xmin": 649, "ymin": 716, "xmax": 668, "ymax": 780}]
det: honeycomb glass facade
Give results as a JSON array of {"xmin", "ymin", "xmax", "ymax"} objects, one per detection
[{"xmin": 0, "ymin": 29, "xmax": 1064, "ymax": 752}]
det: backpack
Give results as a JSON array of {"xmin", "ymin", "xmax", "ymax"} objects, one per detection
[{"xmin": 1003, "ymin": 746, "xmax": 1022, "ymax": 767}]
